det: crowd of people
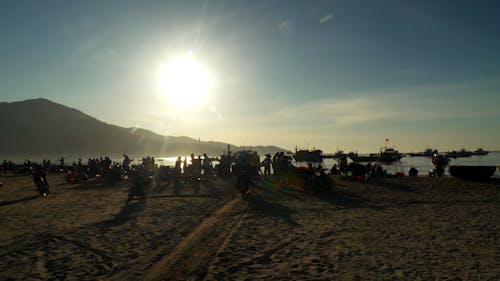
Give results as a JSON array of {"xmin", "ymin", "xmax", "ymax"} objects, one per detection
[
  {"xmin": 1, "ymin": 160, "xmax": 16, "ymax": 173},
  {"xmin": 2, "ymin": 150, "xmax": 452, "ymax": 180},
  {"xmin": 1, "ymin": 149, "xmax": 452, "ymax": 199},
  {"xmin": 330, "ymin": 155, "xmax": 389, "ymax": 181},
  {"xmin": 329, "ymin": 149, "xmax": 450, "ymax": 180}
]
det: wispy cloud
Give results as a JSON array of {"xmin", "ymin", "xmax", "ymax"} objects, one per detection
[
  {"xmin": 267, "ymin": 82, "xmax": 500, "ymax": 128},
  {"xmin": 278, "ymin": 20, "xmax": 294, "ymax": 36},
  {"xmin": 319, "ymin": 14, "xmax": 333, "ymax": 24},
  {"xmin": 111, "ymin": 76, "xmax": 500, "ymax": 152}
]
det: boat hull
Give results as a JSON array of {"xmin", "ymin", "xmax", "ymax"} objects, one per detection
[
  {"xmin": 293, "ymin": 150, "xmax": 323, "ymax": 163},
  {"xmin": 449, "ymin": 165, "xmax": 496, "ymax": 180},
  {"xmin": 379, "ymin": 154, "xmax": 405, "ymax": 162}
]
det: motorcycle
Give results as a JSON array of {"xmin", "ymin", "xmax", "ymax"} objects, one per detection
[
  {"xmin": 235, "ymin": 165, "xmax": 255, "ymax": 198},
  {"xmin": 33, "ymin": 169, "xmax": 49, "ymax": 197},
  {"xmin": 233, "ymin": 150, "xmax": 261, "ymax": 198},
  {"xmin": 294, "ymin": 164, "xmax": 333, "ymax": 192},
  {"xmin": 430, "ymin": 152, "xmax": 449, "ymax": 177},
  {"xmin": 126, "ymin": 169, "xmax": 155, "ymax": 204}
]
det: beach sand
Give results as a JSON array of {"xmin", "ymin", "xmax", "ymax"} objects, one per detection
[{"xmin": 0, "ymin": 173, "xmax": 498, "ymax": 280}]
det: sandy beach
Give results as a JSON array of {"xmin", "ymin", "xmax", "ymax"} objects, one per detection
[{"xmin": 0, "ymin": 173, "xmax": 498, "ymax": 280}]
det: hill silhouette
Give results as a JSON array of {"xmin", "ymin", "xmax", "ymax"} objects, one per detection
[{"xmin": 0, "ymin": 98, "xmax": 287, "ymax": 160}]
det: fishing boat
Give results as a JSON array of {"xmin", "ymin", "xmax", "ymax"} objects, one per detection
[
  {"xmin": 379, "ymin": 147, "xmax": 406, "ymax": 162},
  {"xmin": 471, "ymin": 148, "xmax": 489, "ymax": 156},
  {"xmin": 446, "ymin": 149, "xmax": 472, "ymax": 158},
  {"xmin": 347, "ymin": 152, "xmax": 380, "ymax": 162},
  {"xmin": 348, "ymin": 139, "xmax": 405, "ymax": 163},
  {"xmin": 408, "ymin": 147, "xmax": 433, "ymax": 157},
  {"xmin": 323, "ymin": 150, "xmax": 345, "ymax": 159},
  {"xmin": 449, "ymin": 165, "xmax": 496, "ymax": 180},
  {"xmin": 293, "ymin": 149, "xmax": 323, "ymax": 163},
  {"xmin": 378, "ymin": 139, "xmax": 405, "ymax": 162}
]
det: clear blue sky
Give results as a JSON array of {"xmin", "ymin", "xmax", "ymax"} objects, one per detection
[{"xmin": 1, "ymin": 0, "xmax": 499, "ymax": 152}]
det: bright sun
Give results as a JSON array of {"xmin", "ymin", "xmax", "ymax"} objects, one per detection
[{"xmin": 158, "ymin": 51, "xmax": 214, "ymax": 107}]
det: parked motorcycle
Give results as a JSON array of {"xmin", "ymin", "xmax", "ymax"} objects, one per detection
[
  {"xmin": 126, "ymin": 169, "xmax": 155, "ymax": 204},
  {"xmin": 32, "ymin": 168, "xmax": 49, "ymax": 197},
  {"xmin": 235, "ymin": 164, "xmax": 254, "ymax": 197},
  {"xmin": 233, "ymin": 150, "xmax": 261, "ymax": 198},
  {"xmin": 294, "ymin": 164, "xmax": 333, "ymax": 192}
]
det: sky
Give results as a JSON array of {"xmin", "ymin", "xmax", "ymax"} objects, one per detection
[{"xmin": 1, "ymin": 0, "xmax": 499, "ymax": 153}]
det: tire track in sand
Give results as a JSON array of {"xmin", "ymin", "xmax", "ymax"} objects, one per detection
[{"xmin": 111, "ymin": 196, "xmax": 248, "ymax": 281}]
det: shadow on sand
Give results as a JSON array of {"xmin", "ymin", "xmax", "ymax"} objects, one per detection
[
  {"xmin": 93, "ymin": 200, "xmax": 147, "ymax": 227},
  {"xmin": 148, "ymin": 194, "xmax": 214, "ymax": 199},
  {"xmin": 0, "ymin": 195, "xmax": 39, "ymax": 207},
  {"xmin": 203, "ymin": 180, "xmax": 222, "ymax": 196},
  {"xmin": 69, "ymin": 178, "xmax": 125, "ymax": 190},
  {"xmin": 364, "ymin": 178, "xmax": 417, "ymax": 193},
  {"xmin": 246, "ymin": 195, "xmax": 299, "ymax": 226},
  {"xmin": 453, "ymin": 177, "xmax": 500, "ymax": 185},
  {"xmin": 151, "ymin": 180, "xmax": 223, "ymax": 198},
  {"xmin": 272, "ymin": 182, "xmax": 385, "ymax": 211},
  {"xmin": 317, "ymin": 189, "xmax": 386, "ymax": 210}
]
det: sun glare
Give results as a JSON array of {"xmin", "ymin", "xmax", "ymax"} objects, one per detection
[{"xmin": 158, "ymin": 52, "xmax": 214, "ymax": 107}]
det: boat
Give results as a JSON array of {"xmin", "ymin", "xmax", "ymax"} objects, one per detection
[
  {"xmin": 293, "ymin": 149, "xmax": 323, "ymax": 163},
  {"xmin": 333, "ymin": 150, "xmax": 345, "ymax": 158},
  {"xmin": 347, "ymin": 152, "xmax": 380, "ymax": 162},
  {"xmin": 471, "ymin": 148, "xmax": 489, "ymax": 156},
  {"xmin": 408, "ymin": 148, "xmax": 433, "ymax": 157},
  {"xmin": 379, "ymin": 147, "xmax": 406, "ymax": 162},
  {"xmin": 449, "ymin": 165, "xmax": 496, "ymax": 180},
  {"xmin": 322, "ymin": 150, "xmax": 345, "ymax": 159},
  {"xmin": 347, "ymin": 142, "xmax": 405, "ymax": 163},
  {"xmin": 446, "ymin": 149, "xmax": 472, "ymax": 158},
  {"xmin": 376, "ymin": 139, "xmax": 405, "ymax": 162}
]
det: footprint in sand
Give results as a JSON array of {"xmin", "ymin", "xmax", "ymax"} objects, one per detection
[{"xmin": 35, "ymin": 250, "xmax": 49, "ymax": 279}]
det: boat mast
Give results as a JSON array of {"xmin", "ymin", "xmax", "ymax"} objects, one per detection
[{"xmin": 382, "ymin": 138, "xmax": 389, "ymax": 153}]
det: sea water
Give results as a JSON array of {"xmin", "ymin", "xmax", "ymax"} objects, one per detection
[{"xmin": 318, "ymin": 152, "xmax": 500, "ymax": 178}]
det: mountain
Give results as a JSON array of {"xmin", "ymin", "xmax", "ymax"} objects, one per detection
[{"xmin": 0, "ymin": 98, "xmax": 287, "ymax": 160}]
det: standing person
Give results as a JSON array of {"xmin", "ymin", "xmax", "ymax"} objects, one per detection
[
  {"xmin": 32, "ymin": 165, "xmax": 49, "ymax": 196},
  {"xmin": 175, "ymin": 156, "xmax": 182, "ymax": 175},
  {"xmin": 339, "ymin": 154, "xmax": 348, "ymax": 177},
  {"xmin": 260, "ymin": 153, "xmax": 272, "ymax": 178},
  {"xmin": 272, "ymin": 152, "xmax": 281, "ymax": 178},
  {"xmin": 182, "ymin": 156, "xmax": 189, "ymax": 179},
  {"xmin": 280, "ymin": 152, "xmax": 291, "ymax": 179},
  {"xmin": 192, "ymin": 155, "xmax": 202, "ymax": 180},
  {"xmin": 122, "ymin": 154, "xmax": 131, "ymax": 172},
  {"xmin": 431, "ymin": 150, "xmax": 448, "ymax": 177},
  {"xmin": 202, "ymin": 153, "xmax": 213, "ymax": 177}
]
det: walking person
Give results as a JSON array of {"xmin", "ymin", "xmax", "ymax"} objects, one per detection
[{"xmin": 260, "ymin": 153, "xmax": 272, "ymax": 178}]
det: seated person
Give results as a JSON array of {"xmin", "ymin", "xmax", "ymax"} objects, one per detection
[{"xmin": 408, "ymin": 166, "xmax": 419, "ymax": 176}]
